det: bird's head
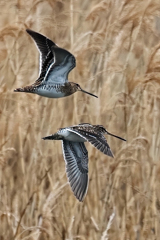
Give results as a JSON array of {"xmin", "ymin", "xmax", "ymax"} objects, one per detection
[{"xmin": 72, "ymin": 83, "xmax": 98, "ymax": 98}]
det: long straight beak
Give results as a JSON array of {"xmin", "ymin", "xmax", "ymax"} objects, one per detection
[
  {"xmin": 106, "ymin": 131, "xmax": 126, "ymax": 141},
  {"xmin": 81, "ymin": 88, "xmax": 98, "ymax": 98}
]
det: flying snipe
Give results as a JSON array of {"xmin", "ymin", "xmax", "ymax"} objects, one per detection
[
  {"xmin": 43, "ymin": 123, "xmax": 126, "ymax": 202},
  {"xmin": 14, "ymin": 29, "xmax": 98, "ymax": 99}
]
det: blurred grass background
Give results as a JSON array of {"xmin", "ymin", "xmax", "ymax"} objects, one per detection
[{"xmin": 0, "ymin": 0, "xmax": 160, "ymax": 239}]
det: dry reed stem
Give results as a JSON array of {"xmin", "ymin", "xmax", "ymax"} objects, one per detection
[{"xmin": 101, "ymin": 210, "xmax": 115, "ymax": 240}]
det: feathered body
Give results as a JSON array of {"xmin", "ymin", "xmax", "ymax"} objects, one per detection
[
  {"xmin": 14, "ymin": 29, "xmax": 98, "ymax": 99},
  {"xmin": 43, "ymin": 123, "xmax": 126, "ymax": 201}
]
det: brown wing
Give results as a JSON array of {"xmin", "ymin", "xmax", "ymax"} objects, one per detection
[{"xmin": 69, "ymin": 128, "xmax": 114, "ymax": 157}]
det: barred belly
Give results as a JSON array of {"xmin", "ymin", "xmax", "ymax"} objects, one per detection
[{"xmin": 36, "ymin": 84, "xmax": 66, "ymax": 98}]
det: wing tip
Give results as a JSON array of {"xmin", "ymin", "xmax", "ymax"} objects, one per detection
[
  {"xmin": 106, "ymin": 148, "xmax": 114, "ymax": 158},
  {"xmin": 26, "ymin": 29, "xmax": 32, "ymax": 34},
  {"xmin": 72, "ymin": 174, "xmax": 88, "ymax": 202},
  {"xmin": 109, "ymin": 151, "xmax": 114, "ymax": 158},
  {"xmin": 67, "ymin": 172, "xmax": 88, "ymax": 202}
]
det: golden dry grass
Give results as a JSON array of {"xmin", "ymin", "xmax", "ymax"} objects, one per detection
[{"xmin": 0, "ymin": 0, "xmax": 160, "ymax": 239}]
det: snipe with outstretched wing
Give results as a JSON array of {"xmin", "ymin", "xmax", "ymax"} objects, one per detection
[
  {"xmin": 14, "ymin": 29, "xmax": 98, "ymax": 99},
  {"xmin": 43, "ymin": 123, "xmax": 126, "ymax": 202}
]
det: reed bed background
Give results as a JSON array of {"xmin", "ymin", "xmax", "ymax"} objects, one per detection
[{"xmin": 0, "ymin": 0, "xmax": 160, "ymax": 239}]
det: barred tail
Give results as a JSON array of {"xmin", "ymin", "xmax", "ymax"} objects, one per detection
[
  {"xmin": 14, "ymin": 86, "xmax": 35, "ymax": 93},
  {"xmin": 14, "ymin": 87, "xmax": 25, "ymax": 92},
  {"xmin": 42, "ymin": 133, "xmax": 63, "ymax": 140},
  {"xmin": 42, "ymin": 135, "xmax": 54, "ymax": 140}
]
